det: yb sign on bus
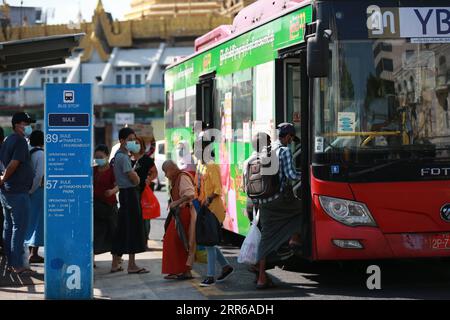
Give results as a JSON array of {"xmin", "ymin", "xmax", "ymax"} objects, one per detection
[
  {"xmin": 45, "ymin": 84, "xmax": 93, "ymax": 300},
  {"xmin": 367, "ymin": 6, "xmax": 450, "ymax": 41}
]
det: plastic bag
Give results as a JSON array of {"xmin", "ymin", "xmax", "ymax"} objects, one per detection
[
  {"xmin": 141, "ymin": 184, "xmax": 161, "ymax": 220},
  {"xmin": 195, "ymin": 245, "xmax": 207, "ymax": 264},
  {"xmin": 238, "ymin": 209, "xmax": 261, "ymax": 265}
]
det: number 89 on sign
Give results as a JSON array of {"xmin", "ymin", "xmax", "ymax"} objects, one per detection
[{"xmin": 46, "ymin": 134, "xmax": 59, "ymax": 143}]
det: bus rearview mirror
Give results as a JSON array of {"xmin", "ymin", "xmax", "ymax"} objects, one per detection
[{"xmin": 307, "ymin": 20, "xmax": 332, "ymax": 78}]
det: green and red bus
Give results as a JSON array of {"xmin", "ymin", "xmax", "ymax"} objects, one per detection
[{"xmin": 164, "ymin": 0, "xmax": 450, "ymax": 260}]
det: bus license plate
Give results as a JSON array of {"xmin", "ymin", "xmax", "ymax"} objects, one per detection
[{"xmin": 430, "ymin": 234, "xmax": 450, "ymax": 250}]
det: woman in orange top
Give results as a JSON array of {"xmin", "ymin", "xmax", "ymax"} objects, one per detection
[{"xmin": 195, "ymin": 137, "xmax": 234, "ymax": 287}]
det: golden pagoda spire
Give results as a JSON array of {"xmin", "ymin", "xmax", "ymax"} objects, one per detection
[{"xmin": 95, "ymin": 0, "xmax": 104, "ymax": 13}]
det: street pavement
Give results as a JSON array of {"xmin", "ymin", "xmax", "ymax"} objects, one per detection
[{"xmin": 1, "ymin": 188, "xmax": 450, "ymax": 300}]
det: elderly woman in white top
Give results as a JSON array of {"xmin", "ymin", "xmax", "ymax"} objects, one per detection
[{"xmin": 25, "ymin": 130, "xmax": 45, "ymax": 264}]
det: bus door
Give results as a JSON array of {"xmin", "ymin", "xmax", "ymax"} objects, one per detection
[
  {"xmin": 277, "ymin": 49, "xmax": 311, "ymax": 257},
  {"xmin": 196, "ymin": 72, "xmax": 216, "ymax": 129}
]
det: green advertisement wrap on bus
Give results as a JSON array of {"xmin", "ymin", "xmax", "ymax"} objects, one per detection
[
  {"xmin": 165, "ymin": 5, "xmax": 312, "ymax": 236},
  {"xmin": 165, "ymin": 5, "xmax": 312, "ymax": 91}
]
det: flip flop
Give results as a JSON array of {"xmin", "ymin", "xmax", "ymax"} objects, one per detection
[
  {"xmin": 14, "ymin": 268, "xmax": 37, "ymax": 276},
  {"xmin": 164, "ymin": 274, "xmax": 178, "ymax": 280},
  {"xmin": 128, "ymin": 268, "xmax": 150, "ymax": 274},
  {"xmin": 110, "ymin": 267, "xmax": 124, "ymax": 273},
  {"xmin": 176, "ymin": 274, "xmax": 194, "ymax": 280}
]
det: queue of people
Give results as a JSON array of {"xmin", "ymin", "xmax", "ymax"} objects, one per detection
[
  {"xmin": 88, "ymin": 122, "xmax": 303, "ymax": 290},
  {"xmin": 1, "ymin": 112, "xmax": 302, "ymax": 291}
]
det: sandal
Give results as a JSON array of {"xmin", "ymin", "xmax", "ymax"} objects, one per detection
[
  {"xmin": 14, "ymin": 268, "xmax": 37, "ymax": 276},
  {"xmin": 128, "ymin": 268, "xmax": 150, "ymax": 274},
  {"xmin": 110, "ymin": 266, "xmax": 124, "ymax": 273},
  {"xmin": 176, "ymin": 274, "xmax": 194, "ymax": 280},
  {"xmin": 164, "ymin": 274, "xmax": 178, "ymax": 280}
]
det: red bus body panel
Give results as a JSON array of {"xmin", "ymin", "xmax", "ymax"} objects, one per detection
[{"xmin": 311, "ymin": 174, "xmax": 450, "ymax": 260}]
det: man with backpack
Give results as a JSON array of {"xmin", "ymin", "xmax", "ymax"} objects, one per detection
[{"xmin": 244, "ymin": 123, "xmax": 303, "ymax": 289}]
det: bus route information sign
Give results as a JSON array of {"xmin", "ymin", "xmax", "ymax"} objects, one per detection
[{"xmin": 44, "ymin": 84, "xmax": 93, "ymax": 300}]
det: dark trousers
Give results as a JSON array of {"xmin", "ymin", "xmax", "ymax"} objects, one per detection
[
  {"xmin": 0, "ymin": 205, "xmax": 3, "ymax": 250},
  {"xmin": 144, "ymin": 219, "xmax": 151, "ymax": 242}
]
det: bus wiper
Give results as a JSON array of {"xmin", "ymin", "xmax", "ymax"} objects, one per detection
[{"xmin": 348, "ymin": 156, "xmax": 450, "ymax": 178}]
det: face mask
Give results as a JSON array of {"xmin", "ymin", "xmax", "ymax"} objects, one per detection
[
  {"xmin": 95, "ymin": 159, "xmax": 107, "ymax": 167},
  {"xmin": 126, "ymin": 141, "xmax": 135, "ymax": 152},
  {"xmin": 126, "ymin": 141, "xmax": 140, "ymax": 153},
  {"xmin": 133, "ymin": 143, "xmax": 141, "ymax": 154},
  {"xmin": 24, "ymin": 125, "xmax": 33, "ymax": 137}
]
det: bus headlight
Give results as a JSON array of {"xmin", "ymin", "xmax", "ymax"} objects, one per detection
[{"xmin": 319, "ymin": 196, "xmax": 377, "ymax": 227}]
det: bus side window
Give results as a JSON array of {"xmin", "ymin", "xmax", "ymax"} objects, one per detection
[{"xmin": 196, "ymin": 75, "xmax": 216, "ymax": 129}]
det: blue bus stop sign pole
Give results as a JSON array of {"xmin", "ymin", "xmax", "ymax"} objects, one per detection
[{"xmin": 44, "ymin": 84, "xmax": 93, "ymax": 299}]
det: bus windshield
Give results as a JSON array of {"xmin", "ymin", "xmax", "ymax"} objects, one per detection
[
  {"xmin": 313, "ymin": 2, "xmax": 450, "ymax": 169},
  {"xmin": 314, "ymin": 40, "xmax": 450, "ymax": 157}
]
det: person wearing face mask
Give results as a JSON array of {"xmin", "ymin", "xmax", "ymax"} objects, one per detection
[
  {"xmin": 0, "ymin": 112, "xmax": 36, "ymax": 275},
  {"xmin": 93, "ymin": 144, "xmax": 120, "ymax": 270},
  {"xmin": 254, "ymin": 123, "xmax": 303, "ymax": 290},
  {"xmin": 130, "ymin": 137, "xmax": 158, "ymax": 249},
  {"xmin": 111, "ymin": 128, "xmax": 149, "ymax": 274}
]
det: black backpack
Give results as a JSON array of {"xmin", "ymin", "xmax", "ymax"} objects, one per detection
[{"xmin": 245, "ymin": 146, "xmax": 281, "ymax": 200}]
